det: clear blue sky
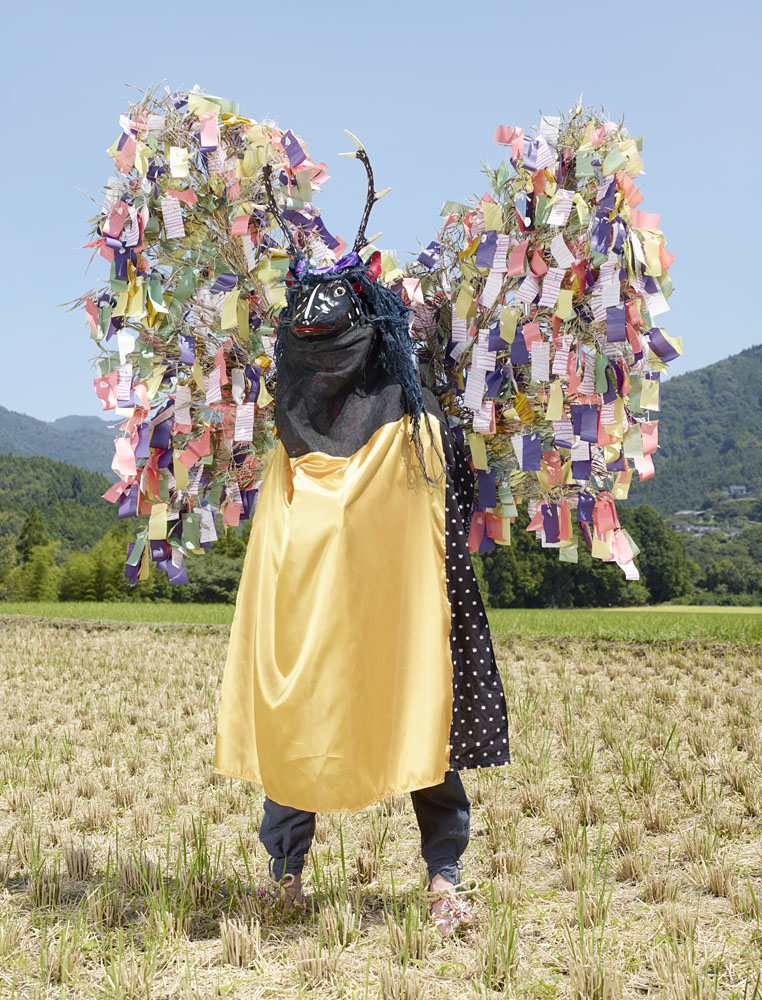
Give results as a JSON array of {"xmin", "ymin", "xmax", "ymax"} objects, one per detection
[{"xmin": 1, "ymin": 0, "xmax": 759, "ymax": 421}]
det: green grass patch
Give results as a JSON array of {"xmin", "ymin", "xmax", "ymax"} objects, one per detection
[
  {"xmin": 488, "ymin": 607, "xmax": 762, "ymax": 643},
  {"xmin": 2, "ymin": 601, "xmax": 761, "ymax": 642},
  {"xmin": 0, "ymin": 601, "xmax": 235, "ymax": 625}
]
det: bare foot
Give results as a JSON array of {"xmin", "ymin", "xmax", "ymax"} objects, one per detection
[{"xmin": 428, "ymin": 873, "xmax": 457, "ymax": 936}]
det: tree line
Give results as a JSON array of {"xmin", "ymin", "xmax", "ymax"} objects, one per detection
[{"xmin": 3, "ymin": 500, "xmax": 759, "ymax": 608}]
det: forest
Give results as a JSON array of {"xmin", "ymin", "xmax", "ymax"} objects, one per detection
[
  {"xmin": 2, "ymin": 345, "xmax": 761, "ymax": 607},
  {"xmin": 1, "ymin": 452, "xmax": 758, "ymax": 607}
]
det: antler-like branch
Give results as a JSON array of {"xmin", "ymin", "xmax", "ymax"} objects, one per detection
[
  {"xmin": 262, "ymin": 163, "xmax": 299, "ymax": 257},
  {"xmin": 339, "ymin": 131, "xmax": 391, "ymax": 253}
]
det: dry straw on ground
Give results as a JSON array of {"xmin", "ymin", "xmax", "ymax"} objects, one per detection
[{"xmin": 0, "ymin": 621, "xmax": 761, "ymax": 998}]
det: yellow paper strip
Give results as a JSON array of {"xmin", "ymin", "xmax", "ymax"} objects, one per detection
[
  {"xmin": 482, "ymin": 202, "xmax": 503, "ymax": 232},
  {"xmin": 454, "ymin": 284, "xmax": 474, "ymax": 320},
  {"xmin": 545, "ymin": 379, "xmax": 564, "ymax": 421},
  {"xmin": 221, "ymin": 287, "xmax": 241, "ymax": 329},
  {"xmin": 467, "ymin": 432, "xmax": 489, "ymax": 470},
  {"xmin": 148, "ymin": 502, "xmax": 168, "ymax": 540}
]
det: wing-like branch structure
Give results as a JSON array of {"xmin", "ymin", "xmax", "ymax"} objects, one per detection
[
  {"xmin": 77, "ymin": 86, "xmax": 339, "ymax": 584},
  {"xmin": 402, "ymin": 107, "xmax": 678, "ymax": 577}
]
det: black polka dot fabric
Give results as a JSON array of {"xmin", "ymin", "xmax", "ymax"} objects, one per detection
[{"xmin": 440, "ymin": 423, "xmax": 511, "ymax": 771}]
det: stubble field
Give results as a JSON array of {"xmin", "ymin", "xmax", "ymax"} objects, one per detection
[{"xmin": 1, "ymin": 619, "xmax": 761, "ymax": 999}]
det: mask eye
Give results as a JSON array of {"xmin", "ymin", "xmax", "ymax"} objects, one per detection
[{"xmin": 334, "ymin": 285, "xmax": 346, "ymax": 297}]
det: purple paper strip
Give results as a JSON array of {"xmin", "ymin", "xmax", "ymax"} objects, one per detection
[
  {"xmin": 515, "ymin": 192, "xmax": 534, "ymax": 231},
  {"xmin": 241, "ymin": 485, "xmax": 257, "ymax": 520},
  {"xmin": 124, "ymin": 544, "xmax": 140, "ymax": 584},
  {"xmin": 510, "ymin": 328, "xmax": 529, "ymax": 365},
  {"xmin": 310, "ymin": 215, "xmax": 341, "ymax": 251},
  {"xmin": 579, "ymin": 407, "xmax": 599, "ymax": 443},
  {"xmin": 647, "ymin": 327, "xmax": 680, "ymax": 363},
  {"xmin": 474, "ymin": 231, "xmax": 497, "ymax": 269},
  {"xmin": 576, "ymin": 492, "xmax": 595, "ymax": 523},
  {"xmin": 611, "ymin": 216, "xmax": 627, "ymax": 254},
  {"xmin": 244, "ymin": 363, "xmax": 261, "ymax": 402},
  {"xmin": 166, "ymin": 553, "xmax": 188, "ymax": 585},
  {"xmin": 606, "ymin": 450, "xmax": 626, "ymax": 472},
  {"xmin": 478, "ymin": 530, "xmax": 496, "ymax": 554},
  {"xmin": 485, "ymin": 365, "xmax": 506, "ymax": 398},
  {"xmin": 178, "ymin": 333, "xmax": 196, "ymax": 364},
  {"xmin": 210, "ymin": 272, "xmax": 238, "ymax": 294},
  {"xmin": 522, "ymin": 137, "xmax": 540, "ymax": 171},
  {"xmin": 572, "ymin": 459, "xmax": 592, "ymax": 480},
  {"xmin": 488, "ymin": 320, "xmax": 503, "ymax": 353},
  {"xmin": 150, "ymin": 540, "xmax": 168, "ymax": 562},
  {"xmin": 135, "ymin": 422, "xmax": 150, "ymax": 459},
  {"xmin": 606, "ymin": 305, "xmax": 626, "ymax": 343},
  {"xmin": 597, "ymin": 177, "xmax": 616, "ymax": 210},
  {"xmin": 477, "ymin": 469, "xmax": 497, "ymax": 509},
  {"xmin": 106, "ymin": 316, "xmax": 121, "ymax": 342},
  {"xmin": 118, "ymin": 483, "xmax": 138, "ymax": 519},
  {"xmin": 150, "ymin": 409, "xmax": 173, "ymax": 451},
  {"xmin": 522, "ymin": 433, "xmax": 542, "ymax": 471},
  {"xmin": 110, "ymin": 243, "xmax": 130, "ymax": 282},
  {"xmin": 281, "ymin": 130, "xmax": 307, "ymax": 168},
  {"xmin": 417, "ymin": 240, "xmax": 441, "ymax": 269},
  {"xmin": 571, "ymin": 403, "xmax": 599, "ymax": 443},
  {"xmin": 591, "ymin": 211, "xmax": 612, "ymax": 255},
  {"xmin": 612, "ymin": 359, "xmax": 626, "ymax": 395},
  {"xmin": 541, "ymin": 503, "xmax": 560, "ymax": 542}
]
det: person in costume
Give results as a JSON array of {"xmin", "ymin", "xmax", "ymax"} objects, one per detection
[{"xmin": 214, "ymin": 147, "xmax": 511, "ymax": 934}]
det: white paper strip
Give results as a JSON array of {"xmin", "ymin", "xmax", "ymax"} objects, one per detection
[
  {"xmin": 464, "ymin": 367, "xmax": 487, "ymax": 410},
  {"xmin": 160, "ymin": 196, "xmax": 185, "ymax": 239},
  {"xmin": 539, "ymin": 267, "xmax": 564, "ymax": 308},
  {"xmin": 515, "ymin": 273, "xmax": 540, "ymax": 305},
  {"xmin": 548, "ymin": 189, "xmax": 574, "ymax": 226},
  {"xmin": 205, "ymin": 367, "xmax": 222, "ymax": 404},
  {"xmin": 231, "ymin": 368, "xmax": 246, "ymax": 405},
  {"xmin": 234, "ymin": 402, "xmax": 255, "ymax": 442},
  {"xmin": 175, "ymin": 384, "xmax": 192, "ymax": 426},
  {"xmin": 198, "ymin": 506, "xmax": 217, "ymax": 543},
  {"xmin": 552, "ymin": 336, "xmax": 572, "ymax": 376},
  {"xmin": 550, "ymin": 233, "xmax": 576, "ymax": 268},
  {"xmin": 530, "ymin": 341, "xmax": 550, "ymax": 382},
  {"xmin": 480, "ymin": 269, "xmax": 503, "ymax": 308},
  {"xmin": 473, "ymin": 329, "xmax": 496, "ymax": 372}
]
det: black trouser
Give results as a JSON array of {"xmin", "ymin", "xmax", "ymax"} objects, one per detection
[{"xmin": 260, "ymin": 771, "xmax": 471, "ymax": 884}]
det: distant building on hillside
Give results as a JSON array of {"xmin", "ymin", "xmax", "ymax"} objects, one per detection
[
  {"xmin": 669, "ymin": 520, "xmax": 728, "ymax": 537},
  {"xmin": 722, "ymin": 485, "xmax": 749, "ymax": 496}
]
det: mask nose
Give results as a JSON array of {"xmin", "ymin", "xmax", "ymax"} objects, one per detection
[{"xmin": 301, "ymin": 285, "xmax": 325, "ymax": 324}]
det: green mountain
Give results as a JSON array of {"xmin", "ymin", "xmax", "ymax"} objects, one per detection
[
  {"xmin": 2, "ymin": 340, "xmax": 760, "ymax": 522},
  {"xmin": 0, "ymin": 405, "xmax": 115, "ymax": 478},
  {"xmin": 625, "ymin": 344, "xmax": 762, "ymax": 515},
  {"xmin": 0, "ymin": 454, "xmax": 117, "ymax": 560}
]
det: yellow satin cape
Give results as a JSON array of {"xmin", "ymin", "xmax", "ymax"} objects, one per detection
[{"xmin": 214, "ymin": 415, "xmax": 454, "ymax": 812}]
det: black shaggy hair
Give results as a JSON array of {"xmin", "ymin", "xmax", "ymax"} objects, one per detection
[{"xmin": 274, "ymin": 256, "xmax": 444, "ymax": 485}]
